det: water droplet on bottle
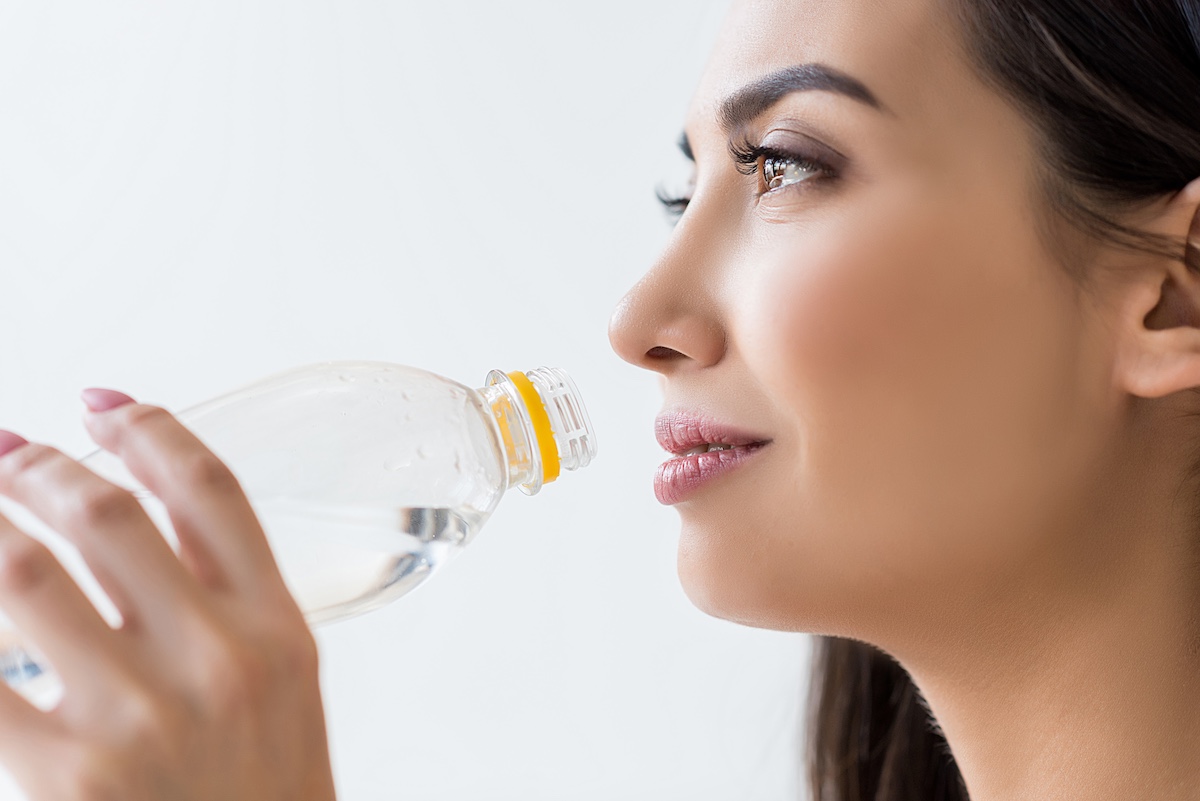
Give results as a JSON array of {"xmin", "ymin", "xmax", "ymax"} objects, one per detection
[
  {"xmin": 383, "ymin": 458, "xmax": 412, "ymax": 472},
  {"xmin": 401, "ymin": 391, "xmax": 413, "ymax": 401},
  {"xmin": 417, "ymin": 445, "xmax": 431, "ymax": 460},
  {"xmin": 338, "ymin": 374, "xmax": 356, "ymax": 383}
]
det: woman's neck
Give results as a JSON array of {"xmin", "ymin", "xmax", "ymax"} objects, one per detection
[
  {"xmin": 914, "ymin": 571, "xmax": 1199, "ymax": 799},
  {"xmin": 895, "ymin": 462, "xmax": 1200, "ymax": 801}
]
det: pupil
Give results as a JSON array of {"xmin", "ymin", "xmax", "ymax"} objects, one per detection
[{"xmin": 766, "ymin": 158, "xmax": 786, "ymax": 190}]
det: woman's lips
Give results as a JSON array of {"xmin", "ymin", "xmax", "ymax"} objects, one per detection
[
  {"xmin": 653, "ymin": 413, "xmax": 772, "ymax": 505},
  {"xmin": 654, "ymin": 443, "xmax": 770, "ymax": 505}
]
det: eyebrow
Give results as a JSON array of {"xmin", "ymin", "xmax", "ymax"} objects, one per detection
[{"xmin": 718, "ymin": 62, "xmax": 888, "ymax": 133}]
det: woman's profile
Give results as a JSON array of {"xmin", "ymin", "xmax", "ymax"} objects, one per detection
[{"xmin": 0, "ymin": 0, "xmax": 1198, "ymax": 799}]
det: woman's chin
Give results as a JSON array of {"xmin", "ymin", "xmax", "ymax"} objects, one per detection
[
  {"xmin": 673, "ymin": 519, "xmax": 881, "ymax": 637},
  {"xmin": 675, "ymin": 532, "xmax": 810, "ymax": 631}
]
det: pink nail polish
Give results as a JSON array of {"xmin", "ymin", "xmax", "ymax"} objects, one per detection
[
  {"xmin": 81, "ymin": 388, "xmax": 137, "ymax": 413},
  {"xmin": 0, "ymin": 430, "xmax": 28, "ymax": 458}
]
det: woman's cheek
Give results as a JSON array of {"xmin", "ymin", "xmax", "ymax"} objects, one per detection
[
  {"xmin": 737, "ymin": 211, "xmax": 934, "ymax": 477},
  {"xmin": 728, "ymin": 222, "xmax": 927, "ymax": 606},
  {"xmin": 731, "ymin": 205, "xmax": 1023, "ymax": 611},
  {"xmin": 739, "ymin": 192, "xmax": 1098, "ymax": 627}
]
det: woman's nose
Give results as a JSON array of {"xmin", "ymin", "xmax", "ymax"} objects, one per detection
[{"xmin": 608, "ymin": 268, "xmax": 726, "ymax": 376}]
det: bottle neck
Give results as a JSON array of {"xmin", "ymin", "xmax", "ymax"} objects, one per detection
[
  {"xmin": 479, "ymin": 381, "xmax": 543, "ymax": 495},
  {"xmin": 479, "ymin": 368, "xmax": 597, "ymax": 496}
]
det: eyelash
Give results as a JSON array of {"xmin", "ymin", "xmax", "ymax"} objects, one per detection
[
  {"xmin": 655, "ymin": 185, "xmax": 691, "ymax": 219},
  {"xmin": 656, "ymin": 138, "xmax": 835, "ymax": 221},
  {"xmin": 729, "ymin": 138, "xmax": 833, "ymax": 184}
]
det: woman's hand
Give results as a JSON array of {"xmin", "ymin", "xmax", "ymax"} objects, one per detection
[{"xmin": 0, "ymin": 389, "xmax": 337, "ymax": 800}]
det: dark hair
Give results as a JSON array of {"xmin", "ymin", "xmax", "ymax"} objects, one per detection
[
  {"xmin": 806, "ymin": 2, "xmax": 1200, "ymax": 799},
  {"xmin": 806, "ymin": 638, "xmax": 967, "ymax": 800}
]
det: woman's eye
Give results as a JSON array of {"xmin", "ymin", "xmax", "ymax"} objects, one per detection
[
  {"xmin": 761, "ymin": 156, "xmax": 821, "ymax": 192},
  {"xmin": 729, "ymin": 138, "xmax": 834, "ymax": 199},
  {"xmin": 655, "ymin": 140, "xmax": 833, "ymax": 225}
]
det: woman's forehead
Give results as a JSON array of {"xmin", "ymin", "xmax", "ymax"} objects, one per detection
[{"xmin": 684, "ymin": 0, "xmax": 971, "ymax": 141}]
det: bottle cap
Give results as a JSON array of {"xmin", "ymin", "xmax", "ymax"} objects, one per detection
[{"xmin": 485, "ymin": 367, "xmax": 597, "ymax": 495}]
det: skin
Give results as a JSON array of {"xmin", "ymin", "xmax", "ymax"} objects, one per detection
[
  {"xmin": 0, "ymin": 393, "xmax": 336, "ymax": 800},
  {"xmin": 0, "ymin": 1, "xmax": 1198, "ymax": 799},
  {"xmin": 609, "ymin": 0, "xmax": 1200, "ymax": 799}
]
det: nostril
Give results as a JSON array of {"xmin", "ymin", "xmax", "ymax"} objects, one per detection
[{"xmin": 647, "ymin": 346, "xmax": 686, "ymax": 361}]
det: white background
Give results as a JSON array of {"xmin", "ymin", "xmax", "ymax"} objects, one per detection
[{"xmin": 0, "ymin": 2, "xmax": 811, "ymax": 799}]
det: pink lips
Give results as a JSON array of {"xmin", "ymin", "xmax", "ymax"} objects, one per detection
[{"xmin": 653, "ymin": 413, "xmax": 771, "ymax": 505}]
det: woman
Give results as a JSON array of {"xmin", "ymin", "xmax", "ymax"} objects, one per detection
[{"xmin": 0, "ymin": 0, "xmax": 1197, "ymax": 798}]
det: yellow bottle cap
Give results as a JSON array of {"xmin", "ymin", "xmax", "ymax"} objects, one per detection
[{"xmin": 505, "ymin": 371, "xmax": 561, "ymax": 484}]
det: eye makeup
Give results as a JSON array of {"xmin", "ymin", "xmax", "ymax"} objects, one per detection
[{"xmin": 655, "ymin": 119, "xmax": 850, "ymax": 220}]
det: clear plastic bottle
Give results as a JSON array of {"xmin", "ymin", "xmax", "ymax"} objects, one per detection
[{"xmin": 0, "ymin": 361, "xmax": 596, "ymax": 706}]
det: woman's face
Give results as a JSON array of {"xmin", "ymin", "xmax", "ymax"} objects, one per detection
[{"xmin": 609, "ymin": 0, "xmax": 1131, "ymax": 645}]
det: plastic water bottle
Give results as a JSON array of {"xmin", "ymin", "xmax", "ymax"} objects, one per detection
[{"xmin": 0, "ymin": 361, "xmax": 597, "ymax": 705}]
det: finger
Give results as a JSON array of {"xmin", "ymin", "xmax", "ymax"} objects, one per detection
[
  {"xmin": 81, "ymin": 397, "xmax": 286, "ymax": 600},
  {"xmin": 0, "ymin": 510, "xmax": 135, "ymax": 694},
  {"xmin": 0, "ymin": 681, "xmax": 55, "ymax": 773},
  {"xmin": 0, "ymin": 440, "xmax": 200, "ymax": 634}
]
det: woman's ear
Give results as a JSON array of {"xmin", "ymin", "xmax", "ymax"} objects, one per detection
[{"xmin": 1114, "ymin": 176, "xmax": 1200, "ymax": 399}]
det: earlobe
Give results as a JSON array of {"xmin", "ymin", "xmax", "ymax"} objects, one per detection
[{"xmin": 1114, "ymin": 176, "xmax": 1200, "ymax": 399}]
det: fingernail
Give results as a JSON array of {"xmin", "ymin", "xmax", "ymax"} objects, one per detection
[
  {"xmin": 81, "ymin": 388, "xmax": 137, "ymax": 413},
  {"xmin": 0, "ymin": 430, "xmax": 28, "ymax": 458}
]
